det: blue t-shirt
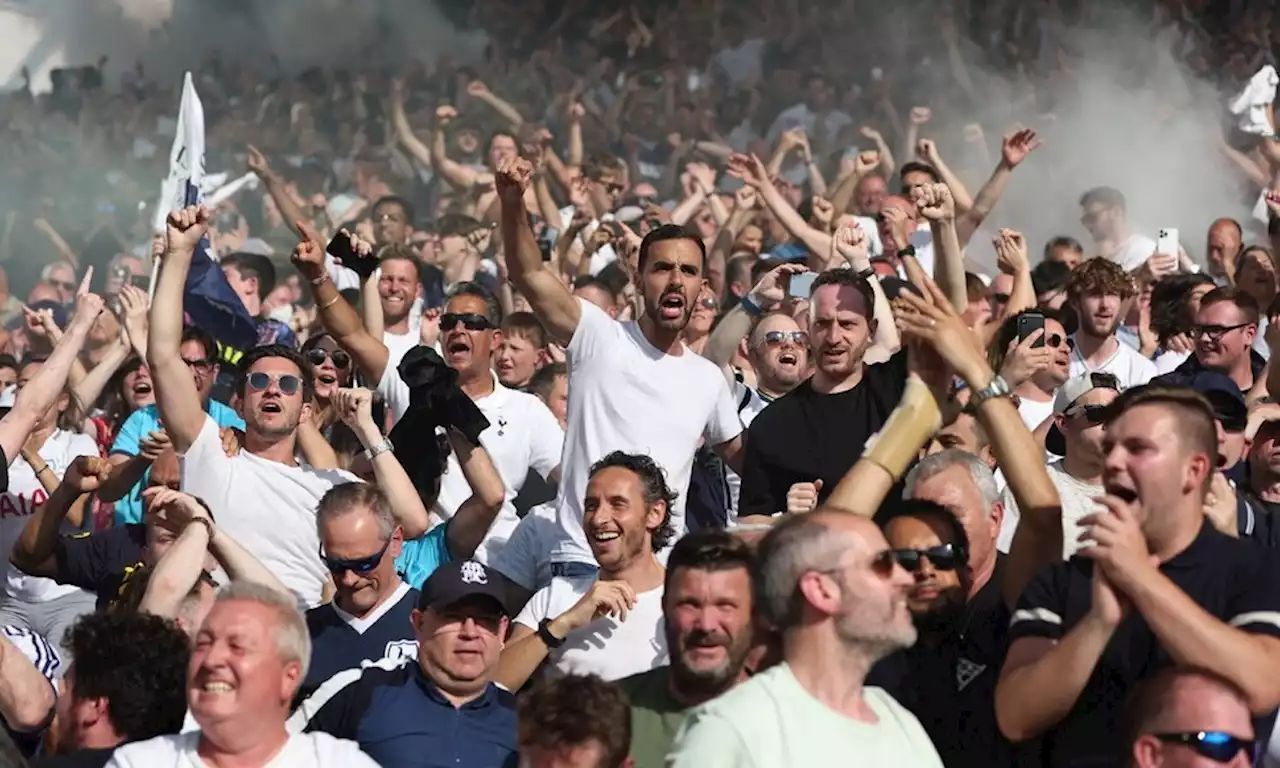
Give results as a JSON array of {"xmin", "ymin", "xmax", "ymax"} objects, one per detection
[
  {"xmin": 109, "ymin": 401, "xmax": 245, "ymax": 525},
  {"xmin": 394, "ymin": 525, "xmax": 451, "ymax": 589}
]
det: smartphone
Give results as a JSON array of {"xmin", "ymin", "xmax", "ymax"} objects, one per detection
[
  {"xmin": 787, "ymin": 272, "xmax": 818, "ymax": 299},
  {"xmin": 1156, "ymin": 228, "xmax": 1179, "ymax": 259},
  {"xmin": 326, "ymin": 232, "xmax": 378, "ymax": 280},
  {"xmin": 1017, "ymin": 312, "xmax": 1046, "ymax": 348},
  {"xmin": 129, "ymin": 273, "xmax": 150, "ymax": 289}
]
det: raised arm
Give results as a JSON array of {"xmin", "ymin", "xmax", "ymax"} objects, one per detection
[
  {"xmin": 147, "ymin": 206, "xmax": 214, "ymax": 454},
  {"xmin": 955, "ymin": 129, "xmax": 1041, "ymax": 248},
  {"xmin": 246, "ymin": 146, "xmax": 307, "ymax": 238},
  {"xmin": 389, "ymin": 78, "xmax": 433, "ymax": 170},
  {"xmin": 430, "ymin": 106, "xmax": 480, "ymax": 191},
  {"xmin": 442, "ymin": 430, "xmax": 506, "ymax": 560},
  {"xmin": 466, "ymin": 80, "xmax": 525, "ymax": 130},
  {"xmin": 335, "ymin": 388, "xmax": 429, "ymax": 539},
  {"xmin": 833, "ymin": 225, "xmax": 898, "ymax": 360},
  {"xmin": 11, "ymin": 456, "xmax": 108, "ymax": 578},
  {"xmin": 917, "ymin": 139, "xmax": 975, "ymax": 214},
  {"xmin": 727, "ymin": 153, "xmax": 833, "ymax": 261},
  {"xmin": 0, "ymin": 276, "xmax": 103, "ymax": 465},
  {"xmin": 296, "ymin": 227, "xmax": 391, "ymax": 384},
  {"xmin": 497, "ymin": 157, "xmax": 581, "ymax": 345},
  {"xmin": 914, "ymin": 184, "xmax": 967, "ymax": 312}
]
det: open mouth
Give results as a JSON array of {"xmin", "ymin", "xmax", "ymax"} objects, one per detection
[
  {"xmin": 778, "ymin": 351, "xmax": 799, "ymax": 366},
  {"xmin": 591, "ymin": 530, "xmax": 620, "ymax": 544},
  {"xmin": 317, "ymin": 373, "xmax": 337, "ymax": 385},
  {"xmin": 132, "ymin": 382, "xmax": 153, "ymax": 395},
  {"xmin": 1106, "ymin": 484, "xmax": 1138, "ymax": 503},
  {"xmin": 196, "ymin": 678, "xmax": 235, "ymax": 694},
  {"xmin": 446, "ymin": 338, "xmax": 471, "ymax": 355},
  {"xmin": 261, "ymin": 401, "xmax": 283, "ymax": 414},
  {"xmin": 659, "ymin": 293, "xmax": 685, "ymax": 320}
]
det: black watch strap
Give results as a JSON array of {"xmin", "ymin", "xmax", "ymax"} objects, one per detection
[
  {"xmin": 856, "ymin": 266, "xmax": 875, "ymax": 280},
  {"xmin": 899, "ymin": 244, "xmax": 916, "ymax": 258},
  {"xmin": 537, "ymin": 618, "xmax": 566, "ymax": 648}
]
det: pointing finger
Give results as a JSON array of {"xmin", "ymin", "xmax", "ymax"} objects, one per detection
[{"xmin": 78, "ymin": 267, "xmax": 93, "ymax": 296}]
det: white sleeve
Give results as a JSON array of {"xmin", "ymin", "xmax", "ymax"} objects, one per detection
[
  {"xmin": 490, "ymin": 515, "xmax": 541, "ymax": 590},
  {"xmin": 377, "ymin": 366, "xmax": 412, "ymax": 426},
  {"xmin": 565, "ymin": 298, "xmax": 619, "ymax": 364},
  {"xmin": 704, "ymin": 373, "xmax": 746, "ymax": 447},
  {"xmin": 514, "ymin": 583, "xmax": 554, "ymax": 630},
  {"xmin": 68, "ymin": 433, "xmax": 101, "ymax": 462},
  {"xmin": 179, "ymin": 416, "xmax": 233, "ymax": 509},
  {"xmin": 525, "ymin": 399, "xmax": 564, "ymax": 480},
  {"xmin": 317, "ymin": 734, "xmax": 383, "ymax": 767}
]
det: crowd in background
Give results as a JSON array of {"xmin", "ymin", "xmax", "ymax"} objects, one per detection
[{"xmin": 0, "ymin": 0, "xmax": 1272, "ymax": 766}]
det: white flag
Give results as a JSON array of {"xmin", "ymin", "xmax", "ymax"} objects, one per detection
[{"xmin": 152, "ymin": 72, "xmax": 206, "ymax": 233}]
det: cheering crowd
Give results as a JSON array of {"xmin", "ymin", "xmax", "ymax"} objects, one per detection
[{"xmin": 0, "ymin": 0, "xmax": 1276, "ymax": 765}]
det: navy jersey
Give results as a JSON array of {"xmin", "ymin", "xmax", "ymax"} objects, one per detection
[
  {"xmin": 302, "ymin": 583, "xmax": 420, "ymax": 700},
  {"xmin": 292, "ymin": 657, "xmax": 517, "ymax": 768}
]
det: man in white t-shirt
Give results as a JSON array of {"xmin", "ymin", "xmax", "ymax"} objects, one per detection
[
  {"xmin": 1078, "ymin": 187, "xmax": 1156, "ymax": 273},
  {"xmin": 496, "ymin": 452, "xmax": 672, "ymax": 687},
  {"xmin": 423, "ymin": 283, "xmax": 562, "ymax": 563},
  {"xmin": 496, "ymin": 157, "xmax": 745, "ymax": 569},
  {"xmin": 107, "ymin": 581, "xmax": 378, "ymax": 768},
  {"xmin": 1003, "ymin": 310, "xmax": 1072, "ymax": 434},
  {"xmin": 668, "ymin": 510, "xmax": 942, "ymax": 767},
  {"xmin": 1067, "ymin": 258, "xmax": 1157, "ymax": 390},
  {"xmin": 150, "ymin": 207, "xmax": 359, "ymax": 608},
  {"xmin": 999, "ymin": 372, "xmax": 1118, "ymax": 555}
]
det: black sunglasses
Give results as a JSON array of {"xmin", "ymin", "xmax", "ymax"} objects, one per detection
[
  {"xmin": 1154, "ymin": 732, "xmax": 1255, "ymax": 763},
  {"xmin": 1191, "ymin": 323, "xmax": 1252, "ymax": 342},
  {"xmin": 245, "ymin": 372, "xmax": 302, "ymax": 395},
  {"xmin": 1065, "ymin": 403, "xmax": 1110, "ymax": 425},
  {"xmin": 441, "ymin": 312, "xmax": 494, "ymax": 332},
  {"xmin": 1045, "ymin": 333, "xmax": 1072, "ymax": 349},
  {"xmin": 893, "ymin": 544, "xmax": 965, "ymax": 572},
  {"xmin": 321, "ymin": 537, "xmax": 392, "ymax": 576},
  {"xmin": 307, "ymin": 348, "xmax": 351, "ymax": 370}
]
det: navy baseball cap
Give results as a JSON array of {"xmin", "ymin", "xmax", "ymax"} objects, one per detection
[
  {"xmin": 417, "ymin": 559, "xmax": 508, "ymax": 614},
  {"xmin": 1153, "ymin": 370, "xmax": 1247, "ymax": 432}
]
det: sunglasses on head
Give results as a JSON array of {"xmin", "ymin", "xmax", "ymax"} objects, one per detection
[
  {"xmin": 306, "ymin": 348, "xmax": 351, "ymax": 370},
  {"xmin": 245, "ymin": 372, "xmax": 303, "ymax": 395},
  {"xmin": 320, "ymin": 538, "xmax": 392, "ymax": 576},
  {"xmin": 1154, "ymin": 732, "xmax": 1255, "ymax": 763},
  {"xmin": 894, "ymin": 544, "xmax": 965, "ymax": 572},
  {"xmin": 441, "ymin": 312, "xmax": 494, "ymax": 332},
  {"xmin": 1065, "ymin": 403, "xmax": 1110, "ymax": 424},
  {"xmin": 762, "ymin": 330, "xmax": 808, "ymax": 346}
]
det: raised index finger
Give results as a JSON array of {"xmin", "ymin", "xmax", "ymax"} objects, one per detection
[
  {"xmin": 77, "ymin": 266, "xmax": 93, "ymax": 297},
  {"xmin": 295, "ymin": 220, "xmax": 321, "ymax": 245}
]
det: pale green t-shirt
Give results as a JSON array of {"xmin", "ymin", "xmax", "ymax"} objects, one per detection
[{"xmin": 665, "ymin": 662, "xmax": 943, "ymax": 768}]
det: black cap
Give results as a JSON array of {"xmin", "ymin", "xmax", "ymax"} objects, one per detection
[
  {"xmin": 417, "ymin": 559, "xmax": 509, "ymax": 614},
  {"xmin": 1152, "ymin": 370, "xmax": 1247, "ymax": 432}
]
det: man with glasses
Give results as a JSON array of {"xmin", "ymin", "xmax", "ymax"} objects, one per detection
[
  {"xmin": 1124, "ymin": 667, "xmax": 1256, "ymax": 768},
  {"xmin": 149, "ymin": 206, "xmax": 360, "ymax": 609},
  {"xmin": 995, "ymin": 385, "xmax": 1280, "ymax": 764},
  {"xmin": 1078, "ymin": 187, "xmax": 1157, "ymax": 272},
  {"xmin": 291, "ymin": 559, "xmax": 517, "ymax": 767},
  {"xmin": 40, "ymin": 262, "xmax": 78, "ymax": 305},
  {"xmin": 99, "ymin": 326, "xmax": 244, "ymax": 525},
  {"xmin": 1169, "ymin": 287, "xmax": 1263, "ymax": 393},
  {"xmin": 1001, "ymin": 372, "xmax": 1119, "ymax": 557},
  {"xmin": 667, "ymin": 509, "xmax": 943, "ymax": 765}
]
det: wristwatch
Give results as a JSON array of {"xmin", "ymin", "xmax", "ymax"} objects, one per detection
[
  {"xmin": 537, "ymin": 618, "xmax": 566, "ymax": 649},
  {"xmin": 856, "ymin": 266, "xmax": 876, "ymax": 280},
  {"xmin": 361, "ymin": 438, "xmax": 394, "ymax": 461},
  {"xmin": 740, "ymin": 293, "xmax": 764, "ymax": 317},
  {"xmin": 968, "ymin": 375, "xmax": 1011, "ymax": 408},
  {"xmin": 899, "ymin": 244, "xmax": 917, "ymax": 259}
]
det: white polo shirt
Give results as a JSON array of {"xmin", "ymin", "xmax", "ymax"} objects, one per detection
[{"xmin": 431, "ymin": 373, "xmax": 563, "ymax": 564}]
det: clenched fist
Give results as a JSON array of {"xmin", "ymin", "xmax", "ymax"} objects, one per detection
[
  {"xmin": 912, "ymin": 183, "xmax": 955, "ymax": 222},
  {"xmin": 786, "ymin": 480, "xmax": 824, "ymax": 515},
  {"xmin": 495, "ymin": 157, "xmax": 533, "ymax": 202},
  {"xmin": 165, "ymin": 205, "xmax": 213, "ymax": 257},
  {"xmin": 63, "ymin": 456, "xmax": 111, "ymax": 494}
]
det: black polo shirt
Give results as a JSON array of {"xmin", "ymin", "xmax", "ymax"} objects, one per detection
[
  {"xmin": 53, "ymin": 524, "xmax": 147, "ymax": 610},
  {"xmin": 1007, "ymin": 522, "xmax": 1280, "ymax": 766},
  {"xmin": 869, "ymin": 555, "xmax": 1024, "ymax": 767},
  {"xmin": 738, "ymin": 351, "xmax": 908, "ymax": 517}
]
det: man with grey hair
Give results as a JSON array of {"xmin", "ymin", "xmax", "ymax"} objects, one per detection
[
  {"xmin": 904, "ymin": 449, "xmax": 1004, "ymax": 595},
  {"xmin": 668, "ymin": 508, "xmax": 943, "ymax": 766},
  {"xmin": 106, "ymin": 581, "xmax": 379, "ymax": 767}
]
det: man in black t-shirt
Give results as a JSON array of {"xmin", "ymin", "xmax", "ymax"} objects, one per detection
[
  {"xmin": 739, "ymin": 268, "xmax": 903, "ymax": 517},
  {"xmin": 995, "ymin": 384, "xmax": 1280, "ymax": 766}
]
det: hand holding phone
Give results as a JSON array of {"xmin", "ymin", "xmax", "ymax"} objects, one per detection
[
  {"xmin": 1017, "ymin": 312, "xmax": 1046, "ymax": 349},
  {"xmin": 787, "ymin": 272, "xmax": 818, "ymax": 300},
  {"xmin": 326, "ymin": 230, "xmax": 379, "ymax": 280}
]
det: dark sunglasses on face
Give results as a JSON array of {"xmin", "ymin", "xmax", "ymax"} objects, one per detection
[
  {"xmin": 440, "ymin": 312, "xmax": 494, "ymax": 332},
  {"xmin": 1065, "ymin": 403, "xmax": 1110, "ymax": 425},
  {"xmin": 1192, "ymin": 323, "xmax": 1251, "ymax": 342},
  {"xmin": 321, "ymin": 538, "xmax": 392, "ymax": 575},
  {"xmin": 307, "ymin": 348, "xmax": 351, "ymax": 370},
  {"xmin": 1153, "ymin": 732, "xmax": 1255, "ymax": 763},
  {"xmin": 1045, "ymin": 333, "xmax": 1072, "ymax": 349},
  {"xmin": 182, "ymin": 357, "xmax": 215, "ymax": 372},
  {"xmin": 762, "ymin": 330, "xmax": 808, "ymax": 346},
  {"xmin": 894, "ymin": 544, "xmax": 965, "ymax": 572},
  {"xmin": 697, "ymin": 297, "xmax": 718, "ymax": 310},
  {"xmin": 245, "ymin": 372, "xmax": 302, "ymax": 395}
]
